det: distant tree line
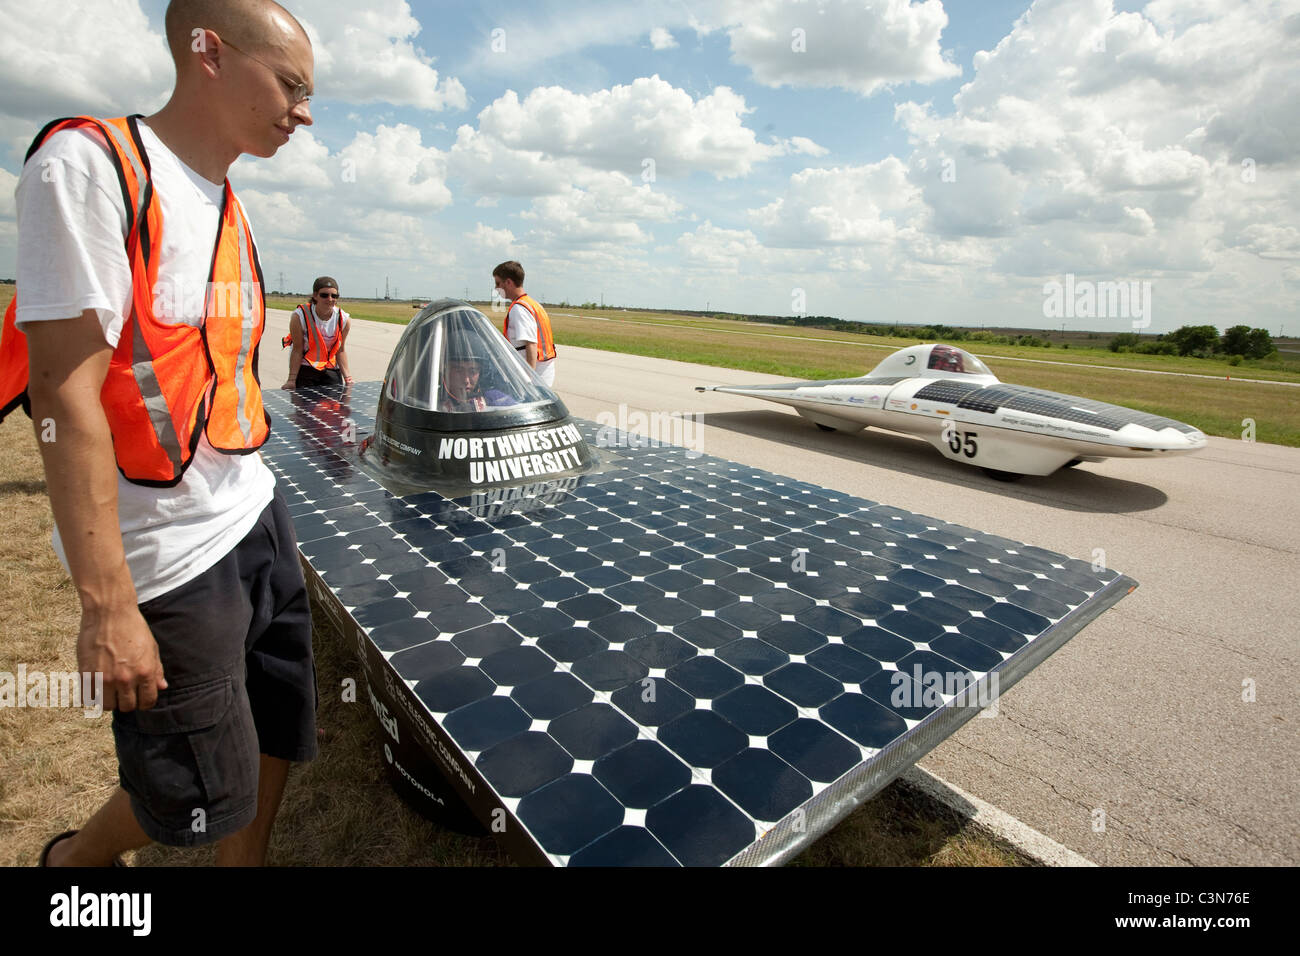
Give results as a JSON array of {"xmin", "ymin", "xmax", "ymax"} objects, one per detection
[
  {"xmin": 1109, "ymin": 325, "xmax": 1276, "ymax": 362},
  {"xmin": 721, "ymin": 312, "xmax": 1062, "ymax": 348},
  {"xmin": 561, "ymin": 301, "xmax": 1277, "ymax": 362}
]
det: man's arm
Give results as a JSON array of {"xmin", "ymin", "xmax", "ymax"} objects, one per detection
[
  {"xmin": 523, "ymin": 342, "xmax": 538, "ymax": 368},
  {"xmin": 282, "ymin": 310, "xmax": 304, "ymax": 388},
  {"xmin": 26, "ymin": 312, "xmax": 167, "ymax": 712}
]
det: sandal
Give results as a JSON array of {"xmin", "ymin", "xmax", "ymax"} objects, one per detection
[{"xmin": 38, "ymin": 829, "xmax": 126, "ymax": 867}]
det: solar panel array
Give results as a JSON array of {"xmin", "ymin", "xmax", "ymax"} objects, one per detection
[
  {"xmin": 912, "ymin": 380, "xmax": 983, "ymax": 404},
  {"xmin": 262, "ymin": 383, "xmax": 1134, "ymax": 866},
  {"xmin": 903, "ymin": 382, "xmax": 1200, "ymax": 434}
]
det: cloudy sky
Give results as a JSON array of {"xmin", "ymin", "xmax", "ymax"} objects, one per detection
[{"xmin": 0, "ymin": 0, "xmax": 1296, "ymax": 333}]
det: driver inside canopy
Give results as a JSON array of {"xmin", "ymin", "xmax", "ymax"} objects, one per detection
[{"xmin": 440, "ymin": 339, "xmax": 518, "ymax": 412}]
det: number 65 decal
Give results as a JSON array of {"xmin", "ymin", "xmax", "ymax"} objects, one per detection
[{"xmin": 944, "ymin": 425, "xmax": 978, "ymax": 458}]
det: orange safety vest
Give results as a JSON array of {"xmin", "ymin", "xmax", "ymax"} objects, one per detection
[
  {"xmin": 504, "ymin": 293, "xmax": 557, "ymax": 363},
  {"xmin": 0, "ymin": 115, "xmax": 269, "ymax": 487},
  {"xmin": 282, "ymin": 304, "xmax": 343, "ymax": 369}
]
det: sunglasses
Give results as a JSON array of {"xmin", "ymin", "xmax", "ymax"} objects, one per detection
[{"xmin": 316, "ymin": 292, "xmax": 339, "ymax": 299}]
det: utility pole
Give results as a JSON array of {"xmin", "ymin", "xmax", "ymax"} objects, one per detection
[
  {"xmin": 278, "ymin": 271, "xmax": 285, "ymax": 294},
  {"xmin": 384, "ymin": 276, "xmax": 390, "ymax": 300}
]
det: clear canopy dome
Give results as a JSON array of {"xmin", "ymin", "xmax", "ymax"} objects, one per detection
[
  {"xmin": 384, "ymin": 302, "xmax": 552, "ymax": 413},
  {"xmin": 868, "ymin": 344, "xmax": 997, "ymax": 380}
]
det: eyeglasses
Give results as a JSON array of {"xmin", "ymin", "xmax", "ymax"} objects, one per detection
[
  {"xmin": 222, "ymin": 36, "xmax": 312, "ymax": 104},
  {"xmin": 316, "ymin": 292, "xmax": 339, "ymax": 298}
]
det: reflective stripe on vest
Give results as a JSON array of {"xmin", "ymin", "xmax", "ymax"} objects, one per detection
[
  {"xmin": 0, "ymin": 115, "xmax": 269, "ymax": 486},
  {"xmin": 503, "ymin": 293, "xmax": 557, "ymax": 362},
  {"xmin": 295, "ymin": 304, "xmax": 342, "ymax": 370}
]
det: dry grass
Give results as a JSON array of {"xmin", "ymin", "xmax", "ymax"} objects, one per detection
[{"xmin": 0, "ymin": 393, "xmax": 1027, "ymax": 868}]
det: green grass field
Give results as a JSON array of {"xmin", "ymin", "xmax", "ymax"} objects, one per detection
[{"xmin": 265, "ymin": 293, "xmax": 1300, "ymax": 447}]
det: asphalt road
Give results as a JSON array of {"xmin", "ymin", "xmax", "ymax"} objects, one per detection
[{"xmin": 261, "ymin": 309, "xmax": 1299, "ymax": 866}]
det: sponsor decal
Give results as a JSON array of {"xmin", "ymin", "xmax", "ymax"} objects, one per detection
[
  {"xmin": 1001, "ymin": 415, "xmax": 1108, "ymax": 439},
  {"xmin": 380, "ymin": 432, "xmax": 423, "ymax": 456}
]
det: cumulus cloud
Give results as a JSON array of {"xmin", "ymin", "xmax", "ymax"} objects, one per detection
[
  {"xmin": 784, "ymin": 136, "xmax": 828, "ymax": 157},
  {"xmin": 1232, "ymin": 224, "xmax": 1300, "ymax": 261},
  {"xmin": 231, "ymin": 130, "xmax": 333, "ymax": 191},
  {"xmin": 468, "ymin": 222, "xmax": 516, "ymax": 251},
  {"xmin": 519, "ymin": 172, "xmax": 682, "ymax": 246},
  {"xmin": 890, "ymin": 0, "xmax": 1298, "ymax": 278},
  {"xmin": 238, "ymin": 188, "xmax": 314, "ymax": 239},
  {"xmin": 447, "ymin": 126, "xmax": 572, "ymax": 198},
  {"xmin": 0, "ymin": 0, "xmax": 467, "ymax": 167},
  {"xmin": 717, "ymin": 0, "xmax": 960, "ymax": 96},
  {"xmin": 751, "ymin": 158, "xmax": 924, "ymax": 246},
  {"xmin": 474, "ymin": 77, "xmax": 782, "ymax": 179},
  {"xmin": 227, "ymin": 123, "xmax": 454, "ymax": 292},
  {"xmin": 0, "ymin": 0, "xmax": 171, "ymax": 159},
  {"xmin": 675, "ymin": 222, "xmax": 765, "ymax": 269},
  {"xmin": 336, "ymin": 124, "xmax": 450, "ymax": 212},
  {"xmin": 298, "ymin": 0, "xmax": 466, "ymax": 111},
  {"xmin": 649, "ymin": 27, "xmax": 678, "ymax": 50}
]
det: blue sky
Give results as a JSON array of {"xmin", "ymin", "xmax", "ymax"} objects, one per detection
[{"xmin": 1, "ymin": 0, "xmax": 1296, "ymax": 334}]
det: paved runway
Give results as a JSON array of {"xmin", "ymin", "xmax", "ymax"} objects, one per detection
[{"xmin": 261, "ymin": 309, "xmax": 1299, "ymax": 866}]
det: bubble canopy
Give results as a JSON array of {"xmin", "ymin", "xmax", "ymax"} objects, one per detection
[
  {"xmin": 868, "ymin": 343, "xmax": 997, "ymax": 380},
  {"xmin": 361, "ymin": 299, "xmax": 597, "ymax": 493},
  {"xmin": 384, "ymin": 300, "xmax": 552, "ymax": 419}
]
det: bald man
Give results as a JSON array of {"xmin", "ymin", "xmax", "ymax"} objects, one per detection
[{"xmin": 8, "ymin": 0, "xmax": 316, "ymax": 866}]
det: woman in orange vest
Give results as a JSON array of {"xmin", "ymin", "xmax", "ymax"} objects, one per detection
[{"xmin": 282, "ymin": 275, "xmax": 353, "ymax": 388}]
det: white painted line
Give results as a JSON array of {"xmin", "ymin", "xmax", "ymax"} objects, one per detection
[{"xmin": 901, "ymin": 765, "xmax": 1097, "ymax": 867}]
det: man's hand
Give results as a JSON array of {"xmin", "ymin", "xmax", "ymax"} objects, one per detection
[
  {"xmin": 281, "ymin": 379, "xmax": 295, "ymax": 389},
  {"xmin": 78, "ymin": 601, "xmax": 167, "ymax": 711}
]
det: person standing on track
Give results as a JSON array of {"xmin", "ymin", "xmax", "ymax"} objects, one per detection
[
  {"xmin": 282, "ymin": 275, "xmax": 353, "ymax": 388},
  {"xmin": 0, "ymin": 0, "xmax": 319, "ymax": 867},
  {"xmin": 492, "ymin": 260, "xmax": 557, "ymax": 387}
]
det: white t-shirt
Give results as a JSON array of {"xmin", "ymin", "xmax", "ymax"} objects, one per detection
[
  {"xmin": 15, "ymin": 120, "xmax": 275, "ymax": 603},
  {"xmin": 505, "ymin": 300, "xmax": 556, "ymax": 387},
  {"xmin": 296, "ymin": 303, "xmax": 348, "ymax": 354}
]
